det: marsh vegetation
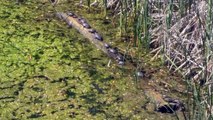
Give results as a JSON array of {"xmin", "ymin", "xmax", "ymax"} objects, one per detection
[{"xmin": 0, "ymin": 0, "xmax": 212, "ymax": 119}]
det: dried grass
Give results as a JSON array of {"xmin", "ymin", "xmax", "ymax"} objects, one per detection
[{"xmin": 150, "ymin": 1, "xmax": 212, "ymax": 82}]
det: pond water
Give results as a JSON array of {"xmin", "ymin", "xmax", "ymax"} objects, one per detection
[{"xmin": 0, "ymin": 0, "xmax": 184, "ymax": 119}]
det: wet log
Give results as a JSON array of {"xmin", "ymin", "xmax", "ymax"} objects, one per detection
[
  {"xmin": 56, "ymin": 12, "xmax": 126, "ymax": 65},
  {"xmin": 55, "ymin": 12, "xmax": 184, "ymax": 114},
  {"xmin": 56, "ymin": 12, "xmax": 108, "ymax": 53}
]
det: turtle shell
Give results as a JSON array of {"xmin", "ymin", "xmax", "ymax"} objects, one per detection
[
  {"xmin": 89, "ymin": 29, "xmax": 96, "ymax": 33},
  {"xmin": 108, "ymin": 48, "xmax": 117, "ymax": 53},
  {"xmin": 79, "ymin": 18, "xmax": 87, "ymax": 24},
  {"xmin": 118, "ymin": 60, "xmax": 125, "ymax": 65},
  {"xmin": 82, "ymin": 22, "xmax": 91, "ymax": 28},
  {"xmin": 94, "ymin": 32, "xmax": 103, "ymax": 41},
  {"xmin": 67, "ymin": 12, "xmax": 74, "ymax": 16},
  {"xmin": 104, "ymin": 43, "xmax": 110, "ymax": 48}
]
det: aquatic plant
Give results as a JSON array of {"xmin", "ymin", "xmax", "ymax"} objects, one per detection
[
  {"xmin": 95, "ymin": 0, "xmax": 213, "ymax": 119},
  {"xmin": 1, "ymin": 0, "xmax": 184, "ymax": 119},
  {"xmin": 149, "ymin": 0, "xmax": 213, "ymax": 119},
  {"xmin": 2, "ymin": 0, "xmax": 213, "ymax": 119}
]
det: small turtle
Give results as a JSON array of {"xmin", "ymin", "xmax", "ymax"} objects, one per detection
[
  {"xmin": 77, "ymin": 18, "xmax": 82, "ymax": 23},
  {"xmin": 67, "ymin": 12, "xmax": 74, "ymax": 17},
  {"xmin": 88, "ymin": 29, "xmax": 96, "ymax": 33},
  {"xmin": 94, "ymin": 32, "xmax": 103, "ymax": 41},
  {"xmin": 72, "ymin": 14, "xmax": 78, "ymax": 18},
  {"xmin": 116, "ymin": 54, "xmax": 124, "ymax": 61},
  {"xmin": 67, "ymin": 21, "xmax": 72, "ymax": 27},
  {"xmin": 118, "ymin": 60, "xmax": 125, "ymax": 65},
  {"xmin": 108, "ymin": 48, "xmax": 117, "ymax": 53},
  {"xmin": 156, "ymin": 100, "xmax": 184, "ymax": 113},
  {"xmin": 78, "ymin": 18, "xmax": 87, "ymax": 24},
  {"xmin": 104, "ymin": 43, "xmax": 110, "ymax": 49},
  {"xmin": 136, "ymin": 71, "xmax": 145, "ymax": 77},
  {"xmin": 82, "ymin": 22, "xmax": 91, "ymax": 29}
]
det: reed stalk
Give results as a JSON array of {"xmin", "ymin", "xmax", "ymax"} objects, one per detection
[
  {"xmin": 90, "ymin": 0, "xmax": 213, "ymax": 118},
  {"xmin": 103, "ymin": 0, "xmax": 107, "ymax": 18},
  {"xmin": 87, "ymin": 0, "xmax": 90, "ymax": 11},
  {"xmin": 133, "ymin": 0, "xmax": 138, "ymax": 47},
  {"xmin": 179, "ymin": 0, "xmax": 185, "ymax": 16},
  {"xmin": 166, "ymin": 0, "xmax": 173, "ymax": 29},
  {"xmin": 142, "ymin": 0, "xmax": 149, "ymax": 49},
  {"xmin": 119, "ymin": 0, "xmax": 123, "ymax": 35}
]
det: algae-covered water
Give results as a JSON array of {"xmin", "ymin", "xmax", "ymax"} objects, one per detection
[{"xmin": 0, "ymin": 0, "xmax": 183, "ymax": 119}]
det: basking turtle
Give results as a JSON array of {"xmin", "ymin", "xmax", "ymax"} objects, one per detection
[
  {"xmin": 116, "ymin": 54, "xmax": 124, "ymax": 61},
  {"xmin": 136, "ymin": 70, "xmax": 145, "ymax": 77},
  {"xmin": 82, "ymin": 22, "xmax": 91, "ymax": 28},
  {"xmin": 78, "ymin": 18, "xmax": 87, "ymax": 24},
  {"xmin": 118, "ymin": 60, "xmax": 125, "ymax": 65},
  {"xmin": 108, "ymin": 48, "xmax": 117, "ymax": 53},
  {"xmin": 67, "ymin": 21, "xmax": 72, "ymax": 27},
  {"xmin": 94, "ymin": 32, "xmax": 103, "ymax": 41},
  {"xmin": 72, "ymin": 14, "xmax": 78, "ymax": 18},
  {"xmin": 67, "ymin": 12, "xmax": 74, "ymax": 17},
  {"xmin": 89, "ymin": 29, "xmax": 96, "ymax": 33},
  {"xmin": 104, "ymin": 43, "xmax": 110, "ymax": 49}
]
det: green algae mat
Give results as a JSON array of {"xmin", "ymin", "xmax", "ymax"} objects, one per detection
[{"xmin": 0, "ymin": 0, "xmax": 182, "ymax": 119}]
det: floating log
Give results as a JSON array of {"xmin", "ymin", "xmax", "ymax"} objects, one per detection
[
  {"xmin": 55, "ymin": 11, "xmax": 185, "ymax": 114},
  {"xmin": 56, "ymin": 12, "xmax": 107, "ymax": 52},
  {"xmin": 56, "ymin": 12, "xmax": 126, "ymax": 65}
]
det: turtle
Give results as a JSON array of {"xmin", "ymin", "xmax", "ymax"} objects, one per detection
[
  {"xmin": 67, "ymin": 12, "xmax": 74, "ymax": 17},
  {"xmin": 88, "ymin": 29, "xmax": 96, "ymax": 33},
  {"xmin": 72, "ymin": 14, "xmax": 78, "ymax": 18},
  {"xmin": 67, "ymin": 21, "xmax": 72, "ymax": 27},
  {"xmin": 94, "ymin": 32, "xmax": 103, "ymax": 41},
  {"xmin": 104, "ymin": 43, "xmax": 110, "ymax": 49},
  {"xmin": 118, "ymin": 60, "xmax": 125, "ymax": 65},
  {"xmin": 116, "ymin": 54, "xmax": 124, "ymax": 61},
  {"xmin": 82, "ymin": 22, "xmax": 91, "ymax": 28},
  {"xmin": 108, "ymin": 48, "xmax": 117, "ymax": 53},
  {"xmin": 109, "ymin": 48, "xmax": 117, "ymax": 53},
  {"xmin": 136, "ymin": 70, "xmax": 145, "ymax": 77},
  {"xmin": 78, "ymin": 18, "xmax": 87, "ymax": 24}
]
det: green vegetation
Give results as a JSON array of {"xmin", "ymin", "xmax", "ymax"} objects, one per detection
[
  {"xmin": 0, "ymin": 0, "xmax": 183, "ymax": 119},
  {"xmin": 99, "ymin": 0, "xmax": 213, "ymax": 119},
  {"xmin": 2, "ymin": 0, "xmax": 212, "ymax": 119}
]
